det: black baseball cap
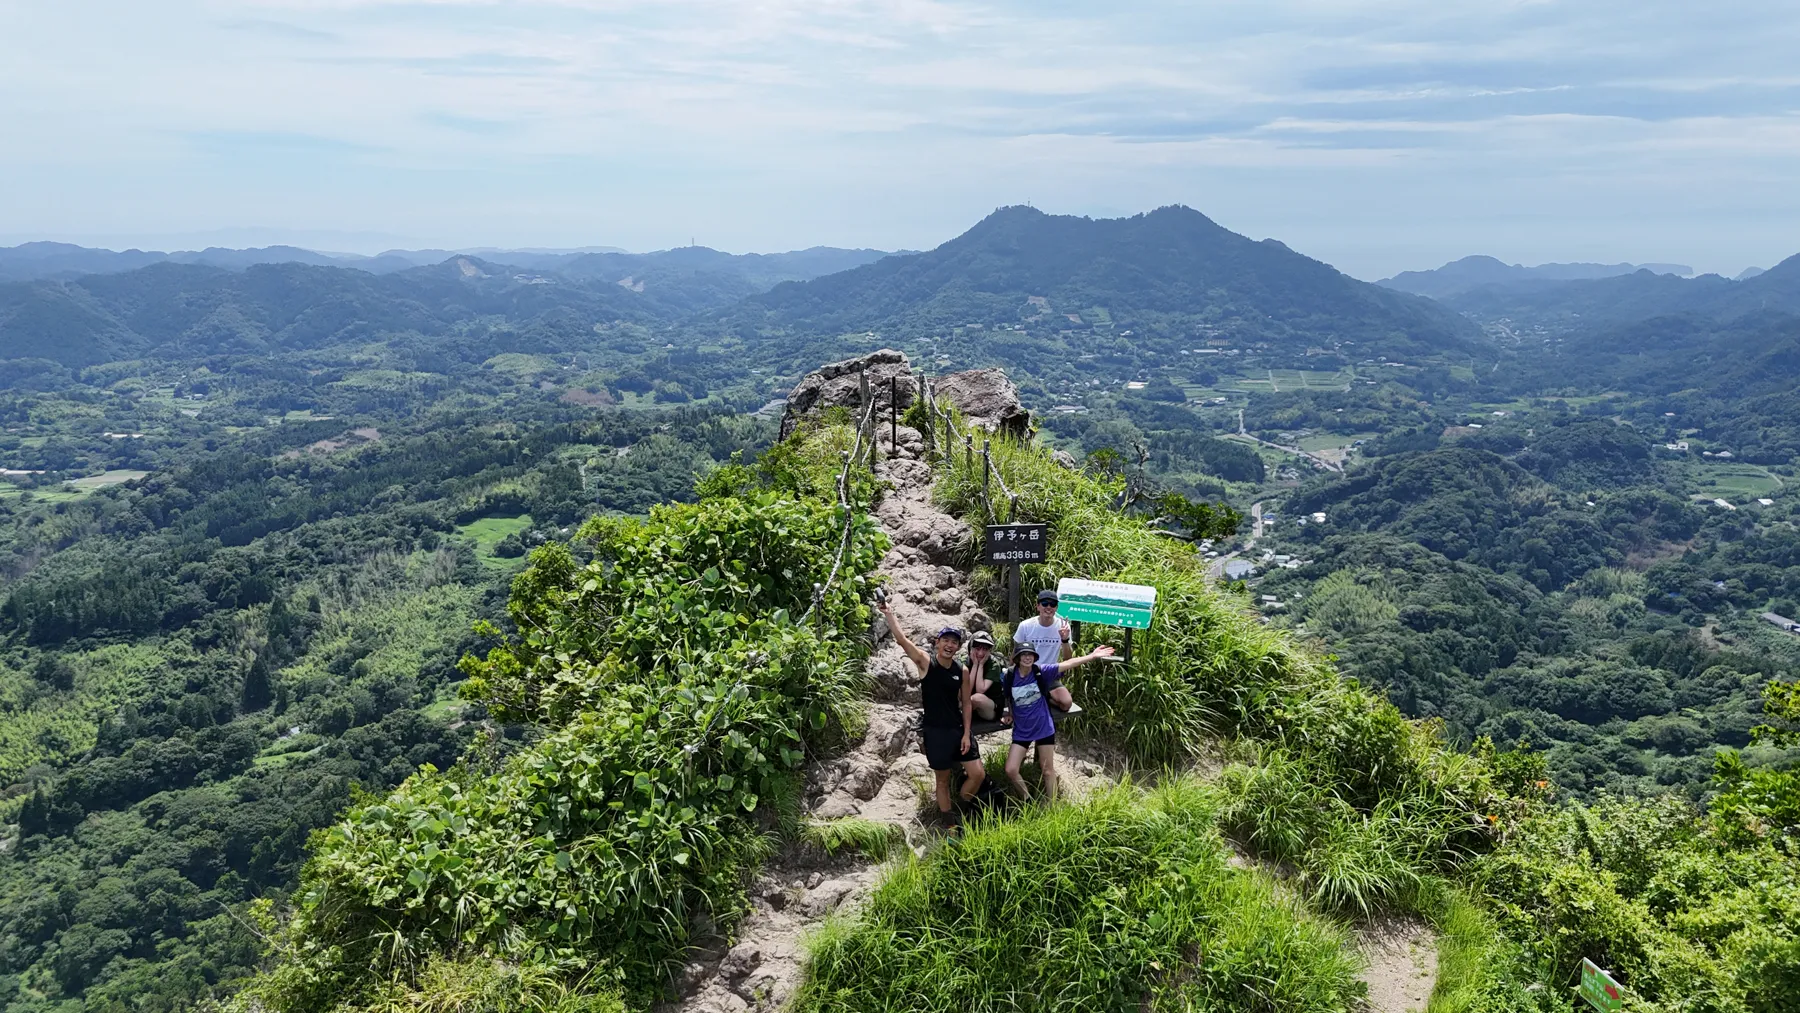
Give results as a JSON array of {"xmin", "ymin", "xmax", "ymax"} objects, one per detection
[
  {"xmin": 1036, "ymin": 590, "xmax": 1059, "ymax": 604},
  {"xmin": 968, "ymin": 630, "xmax": 995, "ymax": 647}
]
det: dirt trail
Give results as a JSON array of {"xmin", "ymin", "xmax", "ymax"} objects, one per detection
[{"xmin": 1358, "ymin": 917, "xmax": 1439, "ymax": 1013}]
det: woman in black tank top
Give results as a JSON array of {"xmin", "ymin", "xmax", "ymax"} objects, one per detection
[
  {"xmin": 878, "ymin": 598, "xmax": 987, "ymax": 824},
  {"xmin": 922, "ymin": 657, "xmax": 965, "ymax": 728}
]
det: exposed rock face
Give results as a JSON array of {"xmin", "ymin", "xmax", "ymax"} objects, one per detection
[
  {"xmin": 933, "ymin": 368, "xmax": 1030, "ymax": 438},
  {"xmin": 779, "ymin": 349, "xmax": 915, "ymax": 438}
]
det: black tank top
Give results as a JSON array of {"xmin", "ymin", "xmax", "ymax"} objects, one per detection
[{"xmin": 921, "ymin": 657, "xmax": 965, "ymax": 728}]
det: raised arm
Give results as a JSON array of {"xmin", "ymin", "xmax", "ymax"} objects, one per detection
[
  {"xmin": 879, "ymin": 599, "xmax": 930, "ymax": 671},
  {"xmin": 1055, "ymin": 644, "xmax": 1115, "ymax": 673}
]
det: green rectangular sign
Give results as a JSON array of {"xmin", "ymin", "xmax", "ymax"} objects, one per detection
[
  {"xmin": 1056, "ymin": 578, "xmax": 1156, "ymax": 630},
  {"xmin": 1578, "ymin": 959, "xmax": 1622, "ymax": 1013}
]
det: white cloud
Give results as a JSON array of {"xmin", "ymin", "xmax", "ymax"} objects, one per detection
[{"xmin": 0, "ymin": 0, "xmax": 1796, "ymax": 274}]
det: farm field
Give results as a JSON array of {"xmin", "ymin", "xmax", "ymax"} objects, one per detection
[
  {"xmin": 1226, "ymin": 368, "xmax": 1355, "ymax": 393},
  {"xmin": 1297, "ymin": 431, "xmax": 1379, "ymax": 452},
  {"xmin": 1691, "ymin": 462, "xmax": 1785, "ymax": 500},
  {"xmin": 457, "ymin": 513, "xmax": 534, "ymax": 565}
]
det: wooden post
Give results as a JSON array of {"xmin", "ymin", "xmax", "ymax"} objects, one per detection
[
  {"xmin": 981, "ymin": 438, "xmax": 991, "ymax": 505},
  {"xmin": 1009, "ymin": 492, "xmax": 1018, "ymax": 525},
  {"xmin": 1124, "ymin": 627, "xmax": 1133, "ymax": 664},
  {"xmin": 964, "ymin": 434, "xmax": 973, "ymax": 473},
  {"xmin": 1071, "ymin": 621, "xmax": 1082, "ymax": 649},
  {"xmin": 1007, "ymin": 562, "xmax": 1021, "ymax": 626}
]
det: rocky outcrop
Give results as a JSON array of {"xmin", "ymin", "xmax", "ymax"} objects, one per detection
[
  {"xmin": 933, "ymin": 368, "xmax": 1030, "ymax": 438},
  {"xmin": 779, "ymin": 349, "xmax": 915, "ymax": 438}
]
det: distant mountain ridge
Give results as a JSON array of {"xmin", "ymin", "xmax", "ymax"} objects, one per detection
[
  {"xmin": 727, "ymin": 205, "xmax": 1481, "ymax": 357},
  {"xmin": 0, "ymin": 257, "xmax": 672, "ymax": 367},
  {"xmin": 1444, "ymin": 252, "xmax": 1800, "ymax": 330},
  {"xmin": 0, "ymin": 241, "xmax": 893, "ymax": 284},
  {"xmin": 1379, "ymin": 255, "xmax": 1694, "ymax": 300}
]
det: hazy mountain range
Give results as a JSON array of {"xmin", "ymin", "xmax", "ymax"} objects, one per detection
[
  {"xmin": 0, "ymin": 241, "xmax": 891, "ymax": 284},
  {"xmin": 1378, "ymin": 255, "xmax": 1696, "ymax": 300},
  {"xmin": 1440, "ymin": 253, "xmax": 1800, "ymax": 331},
  {"xmin": 5, "ymin": 207, "xmax": 1797, "ymax": 372}
]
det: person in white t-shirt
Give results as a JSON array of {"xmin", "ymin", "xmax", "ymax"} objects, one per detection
[{"xmin": 1010, "ymin": 589, "xmax": 1073, "ymax": 667}]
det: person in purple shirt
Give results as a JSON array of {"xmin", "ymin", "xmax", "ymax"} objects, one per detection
[{"xmin": 999, "ymin": 640, "xmax": 1113, "ymax": 803}]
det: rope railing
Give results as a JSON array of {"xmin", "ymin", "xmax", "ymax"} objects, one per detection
[
  {"xmin": 799, "ymin": 391, "xmax": 879, "ymax": 625},
  {"xmin": 930, "ymin": 388, "xmax": 1021, "ymax": 526}
]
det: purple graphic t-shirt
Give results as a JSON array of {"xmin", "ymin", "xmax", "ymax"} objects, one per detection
[{"xmin": 1005, "ymin": 662, "xmax": 1062, "ymax": 743}]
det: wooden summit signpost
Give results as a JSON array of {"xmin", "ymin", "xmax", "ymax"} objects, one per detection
[
  {"xmin": 1057, "ymin": 577, "xmax": 1157, "ymax": 662},
  {"xmin": 985, "ymin": 523, "xmax": 1047, "ymax": 623}
]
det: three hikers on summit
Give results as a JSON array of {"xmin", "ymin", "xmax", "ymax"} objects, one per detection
[{"xmin": 878, "ymin": 590, "xmax": 1113, "ymax": 822}]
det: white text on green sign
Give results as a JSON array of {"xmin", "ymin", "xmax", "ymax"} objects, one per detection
[
  {"xmin": 1578, "ymin": 959, "xmax": 1622, "ymax": 1013},
  {"xmin": 1056, "ymin": 578, "xmax": 1156, "ymax": 629}
]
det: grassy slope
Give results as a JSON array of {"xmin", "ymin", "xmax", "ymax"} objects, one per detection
[
  {"xmin": 798, "ymin": 409, "xmax": 1800, "ymax": 1013},
  {"xmin": 787, "ymin": 411, "xmax": 1520, "ymax": 1011}
]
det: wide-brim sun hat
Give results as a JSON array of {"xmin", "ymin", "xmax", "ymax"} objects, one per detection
[{"xmin": 1011, "ymin": 643, "xmax": 1039, "ymax": 662}]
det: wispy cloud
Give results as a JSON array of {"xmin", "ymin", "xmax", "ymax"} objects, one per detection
[{"xmin": 0, "ymin": 0, "xmax": 1796, "ymax": 274}]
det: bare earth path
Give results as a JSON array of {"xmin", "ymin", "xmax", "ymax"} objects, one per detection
[{"xmin": 1358, "ymin": 917, "xmax": 1440, "ymax": 1013}]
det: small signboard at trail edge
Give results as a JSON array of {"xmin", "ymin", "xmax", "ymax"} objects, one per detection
[
  {"xmin": 1578, "ymin": 959, "xmax": 1622, "ymax": 1013},
  {"xmin": 1056, "ymin": 578, "xmax": 1156, "ymax": 629},
  {"xmin": 984, "ymin": 523, "xmax": 1048, "ymax": 564}
]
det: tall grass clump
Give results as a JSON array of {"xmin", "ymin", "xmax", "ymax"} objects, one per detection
[
  {"xmin": 350, "ymin": 955, "xmax": 625, "ymax": 1013},
  {"xmin": 1416, "ymin": 884, "xmax": 1560, "ymax": 1013},
  {"xmin": 239, "ymin": 417, "xmax": 888, "ymax": 1013},
  {"xmin": 800, "ymin": 816, "xmax": 906, "ymax": 860},
  {"xmin": 795, "ymin": 778, "xmax": 1364, "ymax": 1013}
]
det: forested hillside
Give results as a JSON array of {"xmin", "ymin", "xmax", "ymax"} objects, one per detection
[
  {"xmin": 1, "ymin": 205, "xmax": 1799, "ymax": 1009},
  {"xmin": 729, "ymin": 205, "xmax": 1480, "ymax": 359}
]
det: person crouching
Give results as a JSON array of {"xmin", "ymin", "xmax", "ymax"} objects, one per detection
[
  {"xmin": 1000, "ymin": 640, "xmax": 1113, "ymax": 804},
  {"xmin": 966, "ymin": 629, "xmax": 1004, "ymax": 722}
]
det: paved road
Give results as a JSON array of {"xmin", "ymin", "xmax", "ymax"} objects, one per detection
[
  {"xmin": 1236, "ymin": 410, "xmax": 1341, "ymax": 473},
  {"xmin": 1207, "ymin": 500, "xmax": 1263, "ymax": 579}
]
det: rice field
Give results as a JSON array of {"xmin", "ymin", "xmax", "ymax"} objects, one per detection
[{"xmin": 1226, "ymin": 369, "xmax": 1355, "ymax": 393}]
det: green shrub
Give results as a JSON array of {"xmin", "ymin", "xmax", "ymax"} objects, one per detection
[
  {"xmin": 795, "ymin": 779, "xmax": 1362, "ymax": 1013},
  {"xmin": 242, "ymin": 419, "xmax": 888, "ymax": 1012},
  {"xmin": 1474, "ymin": 794, "xmax": 1800, "ymax": 1011}
]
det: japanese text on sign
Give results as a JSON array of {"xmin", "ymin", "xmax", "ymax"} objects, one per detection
[
  {"xmin": 1578, "ymin": 960, "xmax": 1622, "ymax": 1013},
  {"xmin": 983, "ymin": 523, "xmax": 1048, "ymax": 564}
]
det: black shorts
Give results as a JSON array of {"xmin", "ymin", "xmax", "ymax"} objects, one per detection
[
  {"xmin": 1012, "ymin": 734, "xmax": 1056, "ymax": 748},
  {"xmin": 922, "ymin": 726, "xmax": 980, "ymax": 770}
]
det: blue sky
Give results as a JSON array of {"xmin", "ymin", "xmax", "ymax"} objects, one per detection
[{"xmin": 1, "ymin": 0, "xmax": 1796, "ymax": 279}]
